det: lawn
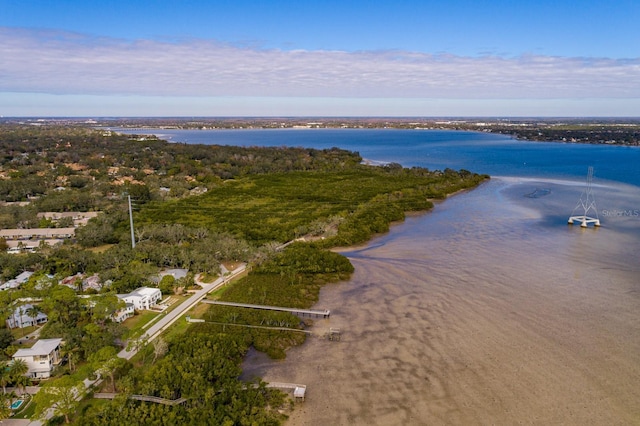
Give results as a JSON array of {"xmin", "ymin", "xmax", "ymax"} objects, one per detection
[
  {"xmin": 122, "ymin": 311, "xmax": 159, "ymax": 335},
  {"xmin": 11, "ymin": 394, "xmax": 35, "ymax": 419}
]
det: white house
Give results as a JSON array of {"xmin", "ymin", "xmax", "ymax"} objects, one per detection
[
  {"xmin": 6, "ymin": 304, "xmax": 48, "ymax": 329},
  {"xmin": 0, "ymin": 271, "xmax": 34, "ymax": 291},
  {"xmin": 12, "ymin": 338, "xmax": 63, "ymax": 379},
  {"xmin": 117, "ymin": 287, "xmax": 162, "ymax": 311},
  {"xmin": 112, "ymin": 302, "xmax": 135, "ymax": 323}
]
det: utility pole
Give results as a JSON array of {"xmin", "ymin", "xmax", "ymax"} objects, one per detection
[{"xmin": 128, "ymin": 195, "xmax": 136, "ymax": 248}]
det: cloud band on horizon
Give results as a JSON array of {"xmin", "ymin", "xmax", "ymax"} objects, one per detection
[{"xmin": 2, "ymin": 27, "xmax": 639, "ymax": 101}]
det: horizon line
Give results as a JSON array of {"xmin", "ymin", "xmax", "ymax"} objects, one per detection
[{"xmin": 3, "ymin": 116, "xmax": 640, "ymax": 120}]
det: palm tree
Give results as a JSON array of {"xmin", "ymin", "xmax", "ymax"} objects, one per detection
[
  {"xmin": 9, "ymin": 359, "xmax": 28, "ymax": 382},
  {"xmin": 0, "ymin": 391, "xmax": 14, "ymax": 420},
  {"xmin": 25, "ymin": 305, "xmax": 43, "ymax": 328},
  {"xmin": 17, "ymin": 306, "xmax": 25, "ymax": 329},
  {"xmin": 12, "ymin": 374, "xmax": 30, "ymax": 396},
  {"xmin": 15, "ymin": 306, "xmax": 28, "ymax": 338},
  {"xmin": 0, "ymin": 361, "xmax": 10, "ymax": 394},
  {"xmin": 0, "ymin": 303, "xmax": 13, "ymax": 328},
  {"xmin": 60, "ymin": 342, "xmax": 79, "ymax": 373}
]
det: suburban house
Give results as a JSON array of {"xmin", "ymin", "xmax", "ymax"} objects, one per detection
[
  {"xmin": 59, "ymin": 273, "xmax": 84, "ymax": 291},
  {"xmin": 36, "ymin": 211, "xmax": 99, "ymax": 227},
  {"xmin": 12, "ymin": 338, "xmax": 63, "ymax": 379},
  {"xmin": 0, "ymin": 228, "xmax": 75, "ymax": 240},
  {"xmin": 112, "ymin": 302, "xmax": 135, "ymax": 323},
  {"xmin": 117, "ymin": 287, "xmax": 162, "ymax": 311},
  {"xmin": 1, "ymin": 228, "xmax": 75, "ymax": 253},
  {"xmin": 151, "ymin": 268, "xmax": 188, "ymax": 284},
  {"xmin": 5, "ymin": 239, "xmax": 64, "ymax": 254},
  {"xmin": 6, "ymin": 304, "xmax": 48, "ymax": 329},
  {"xmin": 82, "ymin": 273, "xmax": 102, "ymax": 292},
  {"xmin": 0, "ymin": 271, "xmax": 34, "ymax": 291},
  {"xmin": 59, "ymin": 273, "xmax": 107, "ymax": 292}
]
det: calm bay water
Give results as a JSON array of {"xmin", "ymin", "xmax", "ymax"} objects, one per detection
[
  {"xmin": 116, "ymin": 127, "xmax": 640, "ymax": 237},
  {"xmin": 116, "ymin": 127, "xmax": 640, "ymax": 424},
  {"xmin": 115, "ymin": 128, "xmax": 640, "ymax": 186}
]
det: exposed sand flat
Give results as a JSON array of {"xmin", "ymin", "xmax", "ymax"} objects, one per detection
[{"xmin": 242, "ymin": 179, "xmax": 640, "ymax": 425}]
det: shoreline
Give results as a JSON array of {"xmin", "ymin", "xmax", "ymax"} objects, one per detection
[
  {"xmin": 242, "ymin": 178, "xmax": 489, "ymax": 416},
  {"xmin": 242, "ymin": 177, "xmax": 640, "ymax": 425},
  {"xmin": 330, "ymin": 179, "xmax": 490, "ymax": 254}
]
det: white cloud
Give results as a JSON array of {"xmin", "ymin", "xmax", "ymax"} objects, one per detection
[{"xmin": 1, "ymin": 27, "xmax": 639, "ymax": 100}]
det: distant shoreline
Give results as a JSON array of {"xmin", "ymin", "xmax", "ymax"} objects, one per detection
[{"xmin": 97, "ymin": 118, "xmax": 640, "ymax": 147}]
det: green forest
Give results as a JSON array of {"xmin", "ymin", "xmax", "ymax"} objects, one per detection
[{"xmin": 138, "ymin": 165, "xmax": 486, "ymax": 245}]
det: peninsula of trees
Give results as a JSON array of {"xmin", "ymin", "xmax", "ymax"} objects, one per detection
[{"xmin": 0, "ymin": 123, "xmax": 487, "ymax": 424}]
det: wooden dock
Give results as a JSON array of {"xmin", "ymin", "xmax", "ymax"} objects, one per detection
[
  {"xmin": 95, "ymin": 383, "xmax": 307, "ymax": 404},
  {"xmin": 266, "ymin": 382, "xmax": 307, "ymax": 402},
  {"xmin": 94, "ymin": 393, "xmax": 187, "ymax": 406},
  {"xmin": 202, "ymin": 300, "xmax": 330, "ymax": 318}
]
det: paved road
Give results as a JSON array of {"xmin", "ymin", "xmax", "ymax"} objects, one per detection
[
  {"xmin": 117, "ymin": 264, "xmax": 246, "ymax": 360},
  {"xmin": 17, "ymin": 266, "xmax": 247, "ymax": 426}
]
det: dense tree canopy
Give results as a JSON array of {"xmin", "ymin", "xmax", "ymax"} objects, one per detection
[{"xmin": 77, "ymin": 330, "xmax": 286, "ymax": 425}]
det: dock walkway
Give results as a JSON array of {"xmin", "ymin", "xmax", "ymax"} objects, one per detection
[
  {"xmin": 94, "ymin": 393, "xmax": 186, "ymax": 405},
  {"xmin": 94, "ymin": 382, "xmax": 306, "ymax": 403},
  {"xmin": 202, "ymin": 300, "xmax": 330, "ymax": 318}
]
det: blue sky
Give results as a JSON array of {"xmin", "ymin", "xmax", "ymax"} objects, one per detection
[{"xmin": 1, "ymin": 0, "xmax": 639, "ymax": 116}]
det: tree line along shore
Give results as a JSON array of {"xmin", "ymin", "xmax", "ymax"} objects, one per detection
[
  {"xmin": 0, "ymin": 123, "xmax": 487, "ymax": 424},
  {"xmin": 13, "ymin": 116, "xmax": 635, "ymax": 146}
]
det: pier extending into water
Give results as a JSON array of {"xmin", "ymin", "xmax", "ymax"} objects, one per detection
[
  {"xmin": 266, "ymin": 382, "xmax": 307, "ymax": 401},
  {"xmin": 95, "ymin": 382, "xmax": 307, "ymax": 403},
  {"xmin": 94, "ymin": 393, "xmax": 187, "ymax": 406},
  {"xmin": 202, "ymin": 300, "xmax": 330, "ymax": 318}
]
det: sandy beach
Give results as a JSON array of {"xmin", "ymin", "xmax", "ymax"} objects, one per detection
[{"xmin": 242, "ymin": 178, "xmax": 640, "ymax": 425}]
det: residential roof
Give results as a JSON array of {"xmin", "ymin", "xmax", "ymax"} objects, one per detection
[
  {"xmin": 0, "ymin": 228, "xmax": 75, "ymax": 239},
  {"xmin": 118, "ymin": 286, "xmax": 161, "ymax": 299},
  {"xmin": 8, "ymin": 304, "xmax": 48, "ymax": 322},
  {"xmin": 156, "ymin": 268, "xmax": 188, "ymax": 281},
  {"xmin": 5, "ymin": 239, "xmax": 64, "ymax": 249},
  {"xmin": 13, "ymin": 338, "xmax": 62, "ymax": 357},
  {"xmin": 294, "ymin": 386, "xmax": 306, "ymax": 399},
  {"xmin": 37, "ymin": 212, "xmax": 98, "ymax": 220},
  {"xmin": 14, "ymin": 271, "xmax": 33, "ymax": 283},
  {"xmin": 0, "ymin": 271, "xmax": 34, "ymax": 290}
]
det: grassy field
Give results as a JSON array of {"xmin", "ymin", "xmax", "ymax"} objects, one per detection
[{"xmin": 122, "ymin": 311, "xmax": 159, "ymax": 335}]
